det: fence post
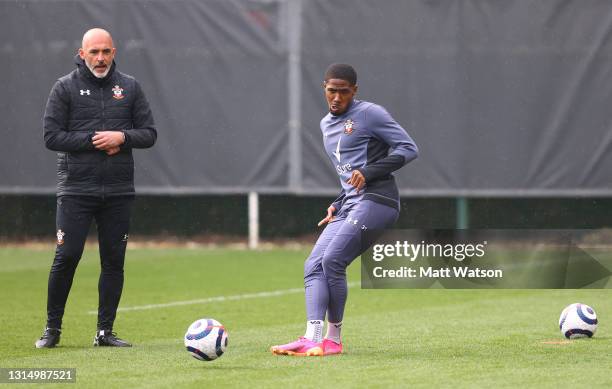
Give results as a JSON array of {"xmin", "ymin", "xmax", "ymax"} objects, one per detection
[
  {"xmin": 248, "ymin": 192, "xmax": 260, "ymax": 249},
  {"xmin": 456, "ymin": 197, "xmax": 469, "ymax": 229}
]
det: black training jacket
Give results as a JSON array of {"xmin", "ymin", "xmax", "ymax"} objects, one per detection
[{"xmin": 43, "ymin": 55, "xmax": 157, "ymax": 197}]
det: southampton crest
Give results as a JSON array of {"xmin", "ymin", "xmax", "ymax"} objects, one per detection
[
  {"xmin": 112, "ymin": 85, "xmax": 124, "ymax": 100},
  {"xmin": 56, "ymin": 229, "xmax": 65, "ymax": 245},
  {"xmin": 344, "ymin": 119, "xmax": 354, "ymax": 135}
]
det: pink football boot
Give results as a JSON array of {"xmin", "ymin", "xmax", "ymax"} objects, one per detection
[
  {"xmin": 322, "ymin": 338, "xmax": 343, "ymax": 355},
  {"xmin": 270, "ymin": 337, "xmax": 323, "ymax": 356}
]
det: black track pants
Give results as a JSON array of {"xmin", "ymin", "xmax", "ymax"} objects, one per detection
[{"xmin": 46, "ymin": 195, "xmax": 133, "ymax": 330}]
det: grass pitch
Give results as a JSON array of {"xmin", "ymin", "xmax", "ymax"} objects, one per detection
[{"xmin": 0, "ymin": 246, "xmax": 610, "ymax": 388}]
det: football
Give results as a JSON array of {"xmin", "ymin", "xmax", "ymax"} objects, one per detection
[
  {"xmin": 184, "ymin": 318, "xmax": 228, "ymax": 361},
  {"xmin": 559, "ymin": 303, "xmax": 598, "ymax": 339}
]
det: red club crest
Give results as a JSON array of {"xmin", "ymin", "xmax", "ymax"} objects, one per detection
[
  {"xmin": 344, "ymin": 119, "xmax": 354, "ymax": 135},
  {"xmin": 112, "ymin": 85, "xmax": 124, "ymax": 100}
]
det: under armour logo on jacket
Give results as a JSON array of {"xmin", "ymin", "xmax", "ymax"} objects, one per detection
[{"xmin": 80, "ymin": 89, "xmax": 90, "ymax": 95}]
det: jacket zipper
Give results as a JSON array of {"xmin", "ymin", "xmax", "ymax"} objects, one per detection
[{"xmin": 100, "ymin": 87, "xmax": 106, "ymax": 198}]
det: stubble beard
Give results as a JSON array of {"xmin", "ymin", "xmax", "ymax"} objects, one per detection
[{"xmin": 86, "ymin": 61, "xmax": 110, "ymax": 79}]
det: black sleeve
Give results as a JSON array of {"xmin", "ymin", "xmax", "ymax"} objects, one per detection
[
  {"xmin": 121, "ymin": 81, "xmax": 157, "ymax": 149},
  {"xmin": 43, "ymin": 80, "xmax": 95, "ymax": 152},
  {"xmin": 358, "ymin": 105, "xmax": 419, "ymax": 182},
  {"xmin": 358, "ymin": 154, "xmax": 406, "ymax": 182}
]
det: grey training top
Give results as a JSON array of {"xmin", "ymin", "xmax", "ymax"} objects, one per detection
[{"xmin": 320, "ymin": 99, "xmax": 418, "ymax": 211}]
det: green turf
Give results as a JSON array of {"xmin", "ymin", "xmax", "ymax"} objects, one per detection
[{"xmin": 0, "ymin": 247, "xmax": 610, "ymax": 388}]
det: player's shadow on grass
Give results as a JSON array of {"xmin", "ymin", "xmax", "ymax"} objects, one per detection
[
  {"xmin": 43, "ymin": 345, "xmax": 98, "ymax": 350},
  {"xmin": 571, "ymin": 336, "xmax": 610, "ymax": 342},
  {"xmin": 337, "ymin": 349, "xmax": 416, "ymax": 359},
  {"xmin": 186, "ymin": 365, "xmax": 260, "ymax": 371}
]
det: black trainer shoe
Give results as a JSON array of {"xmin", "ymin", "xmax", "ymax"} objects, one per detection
[
  {"xmin": 93, "ymin": 330, "xmax": 132, "ymax": 347},
  {"xmin": 35, "ymin": 328, "xmax": 61, "ymax": 348}
]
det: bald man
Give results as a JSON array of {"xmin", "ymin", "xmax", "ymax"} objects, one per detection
[{"xmin": 37, "ymin": 28, "xmax": 157, "ymax": 348}]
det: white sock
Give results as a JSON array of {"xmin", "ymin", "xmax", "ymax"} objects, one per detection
[
  {"xmin": 326, "ymin": 321, "xmax": 342, "ymax": 344},
  {"xmin": 304, "ymin": 320, "xmax": 324, "ymax": 343}
]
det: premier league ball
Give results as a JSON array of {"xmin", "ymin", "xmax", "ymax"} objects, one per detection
[
  {"xmin": 559, "ymin": 303, "xmax": 598, "ymax": 339},
  {"xmin": 184, "ymin": 318, "xmax": 228, "ymax": 361}
]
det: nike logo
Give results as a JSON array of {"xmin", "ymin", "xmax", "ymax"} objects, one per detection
[{"xmin": 333, "ymin": 137, "xmax": 341, "ymax": 162}]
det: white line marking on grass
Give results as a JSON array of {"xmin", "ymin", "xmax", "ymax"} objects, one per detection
[{"xmin": 87, "ymin": 282, "xmax": 360, "ymax": 314}]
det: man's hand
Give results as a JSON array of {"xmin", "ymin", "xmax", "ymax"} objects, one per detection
[
  {"xmin": 105, "ymin": 146, "xmax": 120, "ymax": 156},
  {"xmin": 318, "ymin": 205, "xmax": 336, "ymax": 227},
  {"xmin": 346, "ymin": 170, "xmax": 366, "ymax": 193},
  {"xmin": 93, "ymin": 131, "xmax": 125, "ymax": 151}
]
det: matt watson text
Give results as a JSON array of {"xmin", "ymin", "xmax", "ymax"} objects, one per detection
[{"xmin": 372, "ymin": 266, "xmax": 503, "ymax": 279}]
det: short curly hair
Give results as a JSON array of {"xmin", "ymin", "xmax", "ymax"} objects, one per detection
[{"xmin": 324, "ymin": 63, "xmax": 357, "ymax": 85}]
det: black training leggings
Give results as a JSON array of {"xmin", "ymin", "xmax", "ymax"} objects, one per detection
[{"xmin": 46, "ymin": 195, "xmax": 133, "ymax": 330}]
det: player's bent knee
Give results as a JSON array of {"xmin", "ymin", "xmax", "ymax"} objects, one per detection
[
  {"xmin": 321, "ymin": 255, "xmax": 346, "ymax": 279},
  {"xmin": 304, "ymin": 260, "xmax": 324, "ymax": 279}
]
